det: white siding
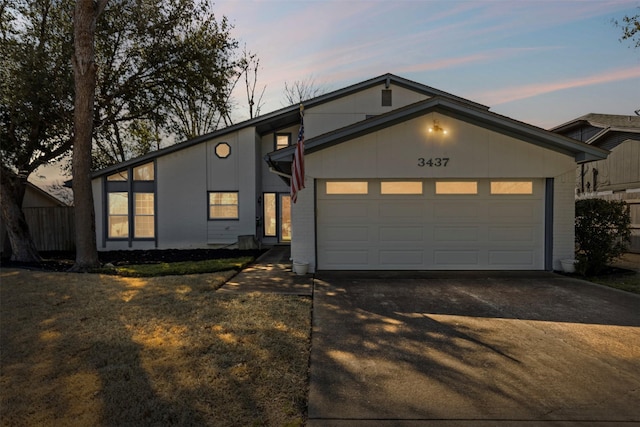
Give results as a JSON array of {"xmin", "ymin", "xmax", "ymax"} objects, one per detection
[
  {"xmin": 307, "ymin": 114, "xmax": 575, "ymax": 179},
  {"xmin": 553, "ymin": 169, "xmax": 576, "ymax": 270},
  {"xmin": 291, "ymin": 174, "xmax": 316, "ymax": 272},
  {"xmin": 157, "ymin": 143, "xmax": 208, "ymax": 248},
  {"xmin": 206, "ymin": 127, "xmax": 259, "ymax": 244},
  {"xmin": 291, "ymin": 112, "xmax": 577, "ymax": 271},
  {"xmin": 306, "ymin": 84, "xmax": 429, "ymax": 138},
  {"xmin": 261, "ymin": 131, "xmax": 295, "ymax": 193}
]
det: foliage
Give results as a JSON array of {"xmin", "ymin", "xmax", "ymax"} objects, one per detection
[
  {"xmin": 97, "ymin": 256, "xmax": 254, "ymax": 277},
  {"xmin": 91, "ymin": 0, "xmax": 241, "ymax": 167},
  {"xmin": 1, "ymin": 0, "xmax": 246, "ymax": 262},
  {"xmin": 1, "ymin": 0, "xmax": 75, "ymax": 178},
  {"xmin": 2, "ymin": 0, "xmax": 243, "ymax": 171},
  {"xmin": 0, "ymin": 0, "xmax": 74, "ymax": 262},
  {"xmin": 575, "ymin": 199, "xmax": 631, "ymax": 276},
  {"xmin": 614, "ymin": 7, "xmax": 640, "ymax": 49}
]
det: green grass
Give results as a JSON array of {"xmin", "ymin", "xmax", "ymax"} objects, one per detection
[
  {"xmin": 96, "ymin": 256, "xmax": 254, "ymax": 277},
  {"xmin": 586, "ymin": 272, "xmax": 640, "ymax": 294}
]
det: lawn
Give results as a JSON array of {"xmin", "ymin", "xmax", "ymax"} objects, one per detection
[
  {"xmin": 0, "ymin": 268, "xmax": 311, "ymax": 426},
  {"xmin": 585, "ymin": 271, "xmax": 640, "ymax": 294}
]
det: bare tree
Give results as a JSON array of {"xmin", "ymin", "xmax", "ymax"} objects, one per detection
[
  {"xmin": 71, "ymin": 0, "xmax": 109, "ymax": 271},
  {"xmin": 241, "ymin": 46, "xmax": 266, "ymax": 119},
  {"xmin": 282, "ymin": 75, "xmax": 327, "ymax": 106}
]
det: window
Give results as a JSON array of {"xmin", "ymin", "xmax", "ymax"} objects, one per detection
[
  {"xmin": 263, "ymin": 193, "xmax": 276, "ymax": 237},
  {"xmin": 381, "ymin": 181, "xmax": 422, "ymax": 195},
  {"xmin": 134, "ymin": 193, "xmax": 155, "ymax": 238},
  {"xmin": 133, "ymin": 163, "xmax": 154, "ymax": 181},
  {"xmin": 436, "ymin": 181, "xmax": 478, "ymax": 194},
  {"xmin": 275, "ymin": 134, "xmax": 291, "ymax": 150},
  {"xmin": 105, "ymin": 162, "xmax": 155, "ymax": 241},
  {"xmin": 326, "ymin": 181, "xmax": 369, "ymax": 195},
  {"xmin": 215, "ymin": 142, "xmax": 231, "ymax": 159},
  {"xmin": 209, "ymin": 192, "xmax": 238, "ymax": 219},
  {"xmin": 108, "ymin": 192, "xmax": 129, "ymax": 238},
  {"xmin": 491, "ymin": 181, "xmax": 533, "ymax": 195},
  {"xmin": 107, "ymin": 171, "xmax": 128, "ymax": 181}
]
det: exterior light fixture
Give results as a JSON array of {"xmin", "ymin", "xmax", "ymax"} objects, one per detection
[{"xmin": 428, "ymin": 120, "xmax": 447, "ymax": 134}]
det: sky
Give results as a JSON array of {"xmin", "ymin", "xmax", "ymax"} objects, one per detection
[
  {"xmin": 214, "ymin": 0, "xmax": 640, "ymax": 129},
  {"xmin": 34, "ymin": 0, "xmax": 640, "ymax": 188}
]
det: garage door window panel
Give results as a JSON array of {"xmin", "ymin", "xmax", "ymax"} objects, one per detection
[
  {"xmin": 326, "ymin": 181, "xmax": 368, "ymax": 195},
  {"xmin": 491, "ymin": 181, "xmax": 533, "ymax": 195},
  {"xmin": 381, "ymin": 181, "xmax": 423, "ymax": 195},
  {"xmin": 435, "ymin": 181, "xmax": 478, "ymax": 194}
]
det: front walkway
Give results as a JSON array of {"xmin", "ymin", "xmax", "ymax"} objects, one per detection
[{"xmin": 217, "ymin": 245, "xmax": 313, "ymax": 295}]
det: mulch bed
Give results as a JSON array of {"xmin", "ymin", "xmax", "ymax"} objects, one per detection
[{"xmin": 0, "ymin": 248, "xmax": 266, "ymax": 272}]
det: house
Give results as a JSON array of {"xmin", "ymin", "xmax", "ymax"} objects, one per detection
[
  {"xmin": 552, "ymin": 114, "xmax": 640, "ymax": 252},
  {"xmin": 1, "ymin": 182, "xmax": 72, "ymax": 254},
  {"xmin": 91, "ymin": 73, "xmax": 608, "ymax": 272}
]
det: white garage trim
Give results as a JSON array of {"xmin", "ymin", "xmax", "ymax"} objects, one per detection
[{"xmin": 317, "ymin": 178, "xmax": 545, "ymax": 270}]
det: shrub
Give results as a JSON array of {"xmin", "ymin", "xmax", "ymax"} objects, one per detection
[{"xmin": 575, "ymin": 199, "xmax": 631, "ymax": 276}]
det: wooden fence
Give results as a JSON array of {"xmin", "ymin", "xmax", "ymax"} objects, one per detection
[
  {"xmin": 24, "ymin": 207, "xmax": 75, "ymax": 252},
  {"xmin": 1, "ymin": 207, "xmax": 76, "ymax": 254}
]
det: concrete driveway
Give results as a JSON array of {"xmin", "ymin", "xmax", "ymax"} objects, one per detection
[{"xmin": 308, "ymin": 271, "xmax": 640, "ymax": 426}]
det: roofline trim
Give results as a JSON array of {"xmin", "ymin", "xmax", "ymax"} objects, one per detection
[
  {"xmin": 269, "ymin": 97, "xmax": 609, "ymax": 163},
  {"xmin": 92, "ymin": 73, "xmax": 487, "ymax": 178}
]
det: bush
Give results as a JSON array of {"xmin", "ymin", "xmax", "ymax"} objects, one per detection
[{"xmin": 575, "ymin": 199, "xmax": 631, "ymax": 276}]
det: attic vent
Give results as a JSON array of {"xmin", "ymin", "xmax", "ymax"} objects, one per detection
[{"xmin": 381, "ymin": 89, "xmax": 392, "ymax": 107}]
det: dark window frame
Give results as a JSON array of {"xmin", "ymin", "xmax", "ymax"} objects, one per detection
[
  {"xmin": 103, "ymin": 161, "xmax": 157, "ymax": 246},
  {"xmin": 215, "ymin": 142, "xmax": 231, "ymax": 159},
  {"xmin": 274, "ymin": 133, "xmax": 291, "ymax": 151},
  {"xmin": 207, "ymin": 191, "xmax": 240, "ymax": 220}
]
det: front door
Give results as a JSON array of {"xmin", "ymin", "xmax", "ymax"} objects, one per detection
[
  {"xmin": 279, "ymin": 194, "xmax": 291, "ymax": 242},
  {"xmin": 264, "ymin": 193, "xmax": 291, "ymax": 243}
]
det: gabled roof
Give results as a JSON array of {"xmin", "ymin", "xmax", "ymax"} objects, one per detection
[
  {"xmin": 551, "ymin": 113, "xmax": 640, "ymax": 133},
  {"xmin": 92, "ymin": 73, "xmax": 487, "ymax": 179},
  {"xmin": 551, "ymin": 113, "xmax": 640, "ymax": 150},
  {"xmin": 25, "ymin": 182, "xmax": 68, "ymax": 207},
  {"xmin": 268, "ymin": 97, "xmax": 609, "ymax": 168}
]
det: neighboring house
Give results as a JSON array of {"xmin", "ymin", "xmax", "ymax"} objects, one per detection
[
  {"xmin": 91, "ymin": 73, "xmax": 607, "ymax": 272},
  {"xmin": 552, "ymin": 114, "xmax": 640, "ymax": 253},
  {"xmin": 1, "ymin": 182, "xmax": 72, "ymax": 254}
]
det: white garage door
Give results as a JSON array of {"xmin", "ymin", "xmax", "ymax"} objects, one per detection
[{"xmin": 317, "ymin": 179, "xmax": 545, "ymax": 270}]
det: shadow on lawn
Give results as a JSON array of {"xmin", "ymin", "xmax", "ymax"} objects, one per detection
[{"xmin": 0, "ymin": 269, "xmax": 309, "ymax": 426}]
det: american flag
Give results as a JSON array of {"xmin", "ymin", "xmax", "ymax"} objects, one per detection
[{"xmin": 291, "ymin": 107, "xmax": 305, "ymax": 203}]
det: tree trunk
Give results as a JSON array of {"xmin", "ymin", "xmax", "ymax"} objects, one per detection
[
  {"xmin": 0, "ymin": 168, "xmax": 42, "ymax": 262},
  {"xmin": 70, "ymin": 0, "xmax": 108, "ymax": 271}
]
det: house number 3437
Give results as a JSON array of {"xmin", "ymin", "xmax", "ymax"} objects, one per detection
[{"xmin": 418, "ymin": 157, "xmax": 449, "ymax": 167}]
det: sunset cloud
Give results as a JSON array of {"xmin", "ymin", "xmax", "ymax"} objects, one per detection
[{"xmin": 477, "ymin": 66, "xmax": 640, "ymax": 105}]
